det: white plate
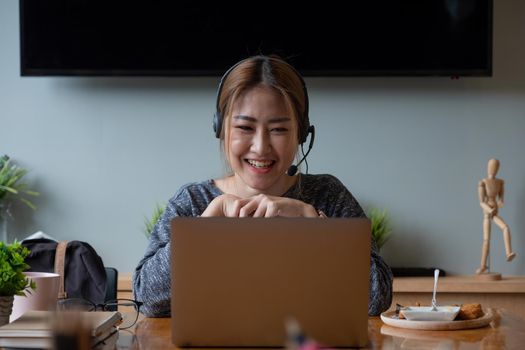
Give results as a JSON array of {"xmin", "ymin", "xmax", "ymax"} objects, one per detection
[
  {"xmin": 401, "ymin": 306, "xmax": 461, "ymax": 321},
  {"xmin": 380, "ymin": 309, "xmax": 493, "ymax": 331}
]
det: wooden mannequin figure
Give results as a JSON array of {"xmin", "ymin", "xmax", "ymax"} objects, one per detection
[{"xmin": 476, "ymin": 158, "xmax": 516, "ymax": 276}]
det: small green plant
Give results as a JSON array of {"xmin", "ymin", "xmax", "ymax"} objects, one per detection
[
  {"xmin": 0, "ymin": 240, "xmax": 36, "ymax": 296},
  {"xmin": 368, "ymin": 207, "xmax": 392, "ymax": 250},
  {"xmin": 143, "ymin": 203, "xmax": 166, "ymax": 239},
  {"xmin": 0, "ymin": 155, "xmax": 39, "ymax": 210}
]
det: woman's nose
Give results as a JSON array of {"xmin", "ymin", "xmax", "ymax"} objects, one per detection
[{"xmin": 251, "ymin": 130, "xmax": 271, "ymax": 154}]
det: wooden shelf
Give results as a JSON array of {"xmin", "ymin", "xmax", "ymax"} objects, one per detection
[
  {"xmin": 394, "ymin": 275, "xmax": 525, "ymax": 293},
  {"xmin": 118, "ymin": 272, "xmax": 133, "ymax": 292},
  {"xmin": 117, "ymin": 272, "xmax": 133, "ymax": 300},
  {"xmin": 392, "ymin": 275, "xmax": 525, "ymax": 318}
]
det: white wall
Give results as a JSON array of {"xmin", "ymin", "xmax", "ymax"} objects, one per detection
[{"xmin": 2, "ymin": 0, "xmax": 524, "ymax": 276}]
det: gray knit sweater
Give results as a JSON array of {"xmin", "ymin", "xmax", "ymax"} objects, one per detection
[{"xmin": 133, "ymin": 174, "xmax": 393, "ymax": 317}]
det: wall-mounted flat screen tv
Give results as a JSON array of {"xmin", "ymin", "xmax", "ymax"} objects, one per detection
[{"xmin": 20, "ymin": 0, "xmax": 493, "ymax": 77}]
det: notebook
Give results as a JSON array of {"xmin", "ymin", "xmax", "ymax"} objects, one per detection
[
  {"xmin": 170, "ymin": 217, "xmax": 371, "ymax": 348},
  {"xmin": 0, "ymin": 310, "xmax": 121, "ymax": 349}
]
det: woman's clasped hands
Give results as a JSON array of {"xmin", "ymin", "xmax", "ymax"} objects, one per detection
[{"xmin": 204, "ymin": 193, "xmax": 319, "ymax": 218}]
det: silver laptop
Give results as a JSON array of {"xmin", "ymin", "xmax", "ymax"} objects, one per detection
[{"xmin": 170, "ymin": 217, "xmax": 371, "ymax": 348}]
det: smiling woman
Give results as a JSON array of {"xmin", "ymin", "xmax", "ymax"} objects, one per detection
[{"xmin": 132, "ymin": 55, "xmax": 393, "ymax": 317}]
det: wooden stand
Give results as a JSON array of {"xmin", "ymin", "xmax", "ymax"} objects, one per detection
[{"xmin": 474, "ymin": 272, "xmax": 502, "ymax": 281}]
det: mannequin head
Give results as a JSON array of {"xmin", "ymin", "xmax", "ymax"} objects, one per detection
[{"xmin": 487, "ymin": 158, "xmax": 500, "ymax": 178}]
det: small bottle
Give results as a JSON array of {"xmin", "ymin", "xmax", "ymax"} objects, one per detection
[{"xmin": 52, "ymin": 311, "xmax": 91, "ymax": 350}]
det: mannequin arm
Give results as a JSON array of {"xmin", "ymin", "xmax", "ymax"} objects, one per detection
[
  {"xmin": 478, "ymin": 181, "xmax": 495, "ymax": 214},
  {"xmin": 480, "ymin": 202, "xmax": 495, "ymax": 214},
  {"xmin": 478, "ymin": 181, "xmax": 486, "ymax": 203},
  {"xmin": 498, "ymin": 180, "xmax": 505, "ymax": 207}
]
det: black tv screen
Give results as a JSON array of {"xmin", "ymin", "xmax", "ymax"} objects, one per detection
[{"xmin": 20, "ymin": 0, "xmax": 493, "ymax": 77}]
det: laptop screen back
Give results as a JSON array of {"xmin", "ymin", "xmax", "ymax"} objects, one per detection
[{"xmin": 171, "ymin": 217, "xmax": 371, "ymax": 347}]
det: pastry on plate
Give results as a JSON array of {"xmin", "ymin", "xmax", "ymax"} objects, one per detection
[{"xmin": 456, "ymin": 303, "xmax": 484, "ymax": 320}]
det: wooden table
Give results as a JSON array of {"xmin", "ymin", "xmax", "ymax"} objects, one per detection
[{"xmin": 116, "ymin": 309, "xmax": 525, "ymax": 349}]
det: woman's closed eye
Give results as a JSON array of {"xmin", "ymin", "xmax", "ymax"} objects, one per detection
[
  {"xmin": 235, "ymin": 125, "xmax": 254, "ymax": 132},
  {"xmin": 270, "ymin": 127, "xmax": 288, "ymax": 133}
]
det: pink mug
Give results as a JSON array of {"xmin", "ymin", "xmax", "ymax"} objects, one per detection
[{"xmin": 10, "ymin": 272, "xmax": 60, "ymax": 322}]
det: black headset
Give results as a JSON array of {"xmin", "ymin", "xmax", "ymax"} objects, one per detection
[{"xmin": 212, "ymin": 56, "xmax": 315, "ymax": 176}]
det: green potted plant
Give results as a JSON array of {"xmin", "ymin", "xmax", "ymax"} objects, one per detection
[
  {"xmin": 0, "ymin": 155, "xmax": 39, "ymax": 242},
  {"xmin": 0, "ymin": 240, "xmax": 36, "ymax": 326},
  {"xmin": 367, "ymin": 207, "xmax": 392, "ymax": 251}
]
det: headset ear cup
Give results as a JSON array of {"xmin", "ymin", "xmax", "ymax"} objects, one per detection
[
  {"xmin": 308, "ymin": 125, "xmax": 315, "ymax": 147},
  {"xmin": 300, "ymin": 124, "xmax": 314, "ymax": 144},
  {"xmin": 308, "ymin": 125, "xmax": 314, "ymax": 135},
  {"xmin": 213, "ymin": 113, "xmax": 222, "ymax": 139},
  {"xmin": 300, "ymin": 123, "xmax": 311, "ymax": 144}
]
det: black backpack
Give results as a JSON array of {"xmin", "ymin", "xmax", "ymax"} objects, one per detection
[{"xmin": 22, "ymin": 239, "xmax": 107, "ymax": 304}]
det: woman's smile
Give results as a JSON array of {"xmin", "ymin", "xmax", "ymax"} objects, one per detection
[{"xmin": 245, "ymin": 159, "xmax": 276, "ymax": 172}]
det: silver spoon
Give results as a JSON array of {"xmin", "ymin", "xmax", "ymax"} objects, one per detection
[{"xmin": 431, "ymin": 269, "xmax": 439, "ymax": 311}]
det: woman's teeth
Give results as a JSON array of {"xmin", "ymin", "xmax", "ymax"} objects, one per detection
[{"xmin": 247, "ymin": 160, "xmax": 274, "ymax": 168}]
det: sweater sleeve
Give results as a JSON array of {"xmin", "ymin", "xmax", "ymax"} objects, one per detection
[
  {"xmin": 132, "ymin": 188, "xmax": 194, "ymax": 317},
  {"xmin": 368, "ymin": 239, "xmax": 393, "ymax": 315},
  {"xmin": 132, "ymin": 203, "xmax": 176, "ymax": 317},
  {"xmin": 315, "ymin": 175, "xmax": 393, "ymax": 316}
]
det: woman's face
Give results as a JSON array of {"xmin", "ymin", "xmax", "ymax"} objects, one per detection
[{"xmin": 226, "ymin": 85, "xmax": 298, "ymax": 197}]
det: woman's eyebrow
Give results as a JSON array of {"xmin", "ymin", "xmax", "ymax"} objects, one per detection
[
  {"xmin": 268, "ymin": 117, "xmax": 292, "ymax": 123},
  {"xmin": 232, "ymin": 115, "xmax": 291, "ymax": 123},
  {"xmin": 232, "ymin": 115, "xmax": 256, "ymax": 122}
]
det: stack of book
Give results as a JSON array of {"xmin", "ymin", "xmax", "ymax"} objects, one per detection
[{"xmin": 0, "ymin": 310, "xmax": 122, "ymax": 349}]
